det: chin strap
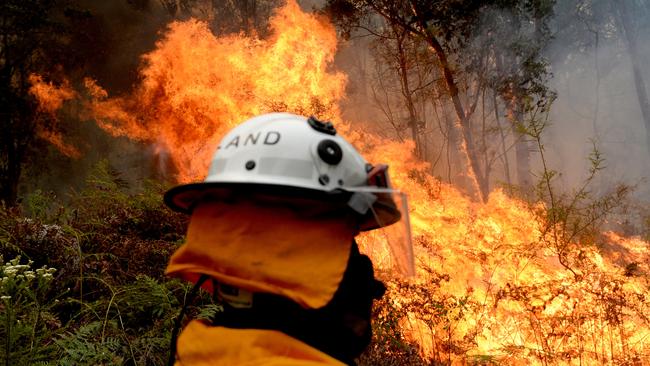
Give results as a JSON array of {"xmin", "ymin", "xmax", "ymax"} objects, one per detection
[{"xmin": 167, "ymin": 274, "xmax": 210, "ymax": 366}]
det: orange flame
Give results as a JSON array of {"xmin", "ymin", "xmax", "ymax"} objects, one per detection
[
  {"xmin": 29, "ymin": 1, "xmax": 650, "ymax": 363},
  {"xmin": 28, "ymin": 74, "xmax": 80, "ymax": 158},
  {"xmin": 35, "ymin": 1, "xmax": 344, "ymax": 181}
]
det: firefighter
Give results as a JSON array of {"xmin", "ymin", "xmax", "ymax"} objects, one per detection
[{"xmin": 163, "ymin": 113, "xmax": 413, "ymax": 365}]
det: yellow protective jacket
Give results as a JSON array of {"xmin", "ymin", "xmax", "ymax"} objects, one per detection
[
  {"xmin": 175, "ymin": 320, "xmax": 346, "ymax": 366},
  {"xmin": 166, "ymin": 201, "xmax": 357, "ymax": 309}
]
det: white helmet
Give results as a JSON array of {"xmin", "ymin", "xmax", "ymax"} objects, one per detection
[{"xmin": 164, "ymin": 112, "xmax": 403, "ymax": 231}]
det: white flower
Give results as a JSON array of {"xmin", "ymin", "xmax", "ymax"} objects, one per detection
[
  {"xmin": 25, "ymin": 274, "xmax": 36, "ymax": 280},
  {"xmin": 0, "ymin": 295, "xmax": 10, "ymax": 300}
]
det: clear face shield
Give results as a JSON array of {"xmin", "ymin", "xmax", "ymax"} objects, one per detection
[{"xmin": 347, "ymin": 165, "xmax": 415, "ymax": 277}]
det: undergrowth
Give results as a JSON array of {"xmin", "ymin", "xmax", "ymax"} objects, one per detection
[
  {"xmin": 1, "ymin": 160, "xmax": 422, "ymax": 365},
  {"xmin": 359, "ymin": 105, "xmax": 650, "ymax": 365},
  {"xmin": 0, "ymin": 160, "xmax": 208, "ymax": 365},
  {"xmin": 2, "ymin": 156, "xmax": 647, "ymax": 365}
]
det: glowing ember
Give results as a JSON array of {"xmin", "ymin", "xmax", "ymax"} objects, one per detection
[{"xmin": 29, "ymin": 0, "xmax": 650, "ymax": 364}]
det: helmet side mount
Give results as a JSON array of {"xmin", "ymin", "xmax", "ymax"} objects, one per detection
[
  {"xmin": 317, "ymin": 139, "xmax": 343, "ymax": 165},
  {"xmin": 307, "ymin": 115, "xmax": 337, "ymax": 135}
]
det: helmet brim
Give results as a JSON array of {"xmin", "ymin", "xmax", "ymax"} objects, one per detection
[{"xmin": 164, "ymin": 182, "xmax": 400, "ymax": 231}]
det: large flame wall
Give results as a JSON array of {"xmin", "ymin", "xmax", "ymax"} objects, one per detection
[
  {"xmin": 29, "ymin": 1, "xmax": 650, "ymax": 364},
  {"xmin": 31, "ymin": 0, "xmax": 345, "ymax": 182}
]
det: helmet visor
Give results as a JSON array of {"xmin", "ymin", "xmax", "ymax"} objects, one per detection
[{"xmin": 349, "ymin": 187, "xmax": 415, "ymax": 277}]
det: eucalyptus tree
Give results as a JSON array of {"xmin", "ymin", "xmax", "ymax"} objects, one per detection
[{"xmin": 325, "ymin": 0, "xmax": 557, "ymax": 200}]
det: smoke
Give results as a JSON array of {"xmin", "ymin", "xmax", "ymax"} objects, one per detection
[
  {"xmin": 327, "ymin": 0, "xmax": 650, "ymax": 230},
  {"xmin": 67, "ymin": 1, "xmax": 172, "ymax": 91},
  {"xmin": 543, "ymin": 0, "xmax": 650, "ymax": 223},
  {"xmin": 547, "ymin": 44, "xmax": 648, "ymax": 183}
]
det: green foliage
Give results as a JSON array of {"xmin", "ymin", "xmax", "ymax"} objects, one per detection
[
  {"xmin": 525, "ymin": 106, "xmax": 632, "ymax": 274},
  {"xmin": 70, "ymin": 160, "xmax": 186, "ymax": 244},
  {"xmin": 196, "ymin": 304, "xmax": 224, "ymax": 321},
  {"xmin": 50, "ymin": 275, "xmax": 188, "ymax": 366},
  {"xmin": 0, "ymin": 256, "xmax": 60, "ymax": 365},
  {"xmin": 116, "ymin": 275, "xmax": 179, "ymax": 322},
  {"xmin": 0, "ymin": 160, "xmax": 193, "ymax": 365},
  {"xmin": 24, "ymin": 190, "xmax": 60, "ymax": 223},
  {"xmin": 55, "ymin": 322, "xmax": 123, "ymax": 365}
]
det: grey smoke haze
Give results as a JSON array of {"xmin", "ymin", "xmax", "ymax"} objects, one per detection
[
  {"xmin": 332, "ymin": 1, "xmax": 650, "ymax": 215},
  {"xmin": 547, "ymin": 43, "xmax": 649, "ymax": 191},
  {"xmin": 543, "ymin": 1, "xmax": 650, "ymax": 204}
]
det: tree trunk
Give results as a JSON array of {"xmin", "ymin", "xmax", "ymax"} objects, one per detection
[
  {"xmin": 507, "ymin": 97, "xmax": 533, "ymax": 190},
  {"xmin": 367, "ymin": 1, "xmax": 488, "ymax": 201},
  {"xmin": 615, "ymin": 0, "xmax": 650, "ymax": 157},
  {"xmin": 0, "ymin": 113, "xmax": 21, "ymax": 207},
  {"xmin": 419, "ymin": 29, "xmax": 487, "ymax": 201},
  {"xmin": 493, "ymin": 90, "xmax": 512, "ymax": 188},
  {"xmin": 393, "ymin": 28, "xmax": 423, "ymax": 159},
  {"xmin": 494, "ymin": 51, "xmax": 532, "ymax": 191},
  {"xmin": 433, "ymin": 97, "xmax": 460, "ymax": 184}
]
